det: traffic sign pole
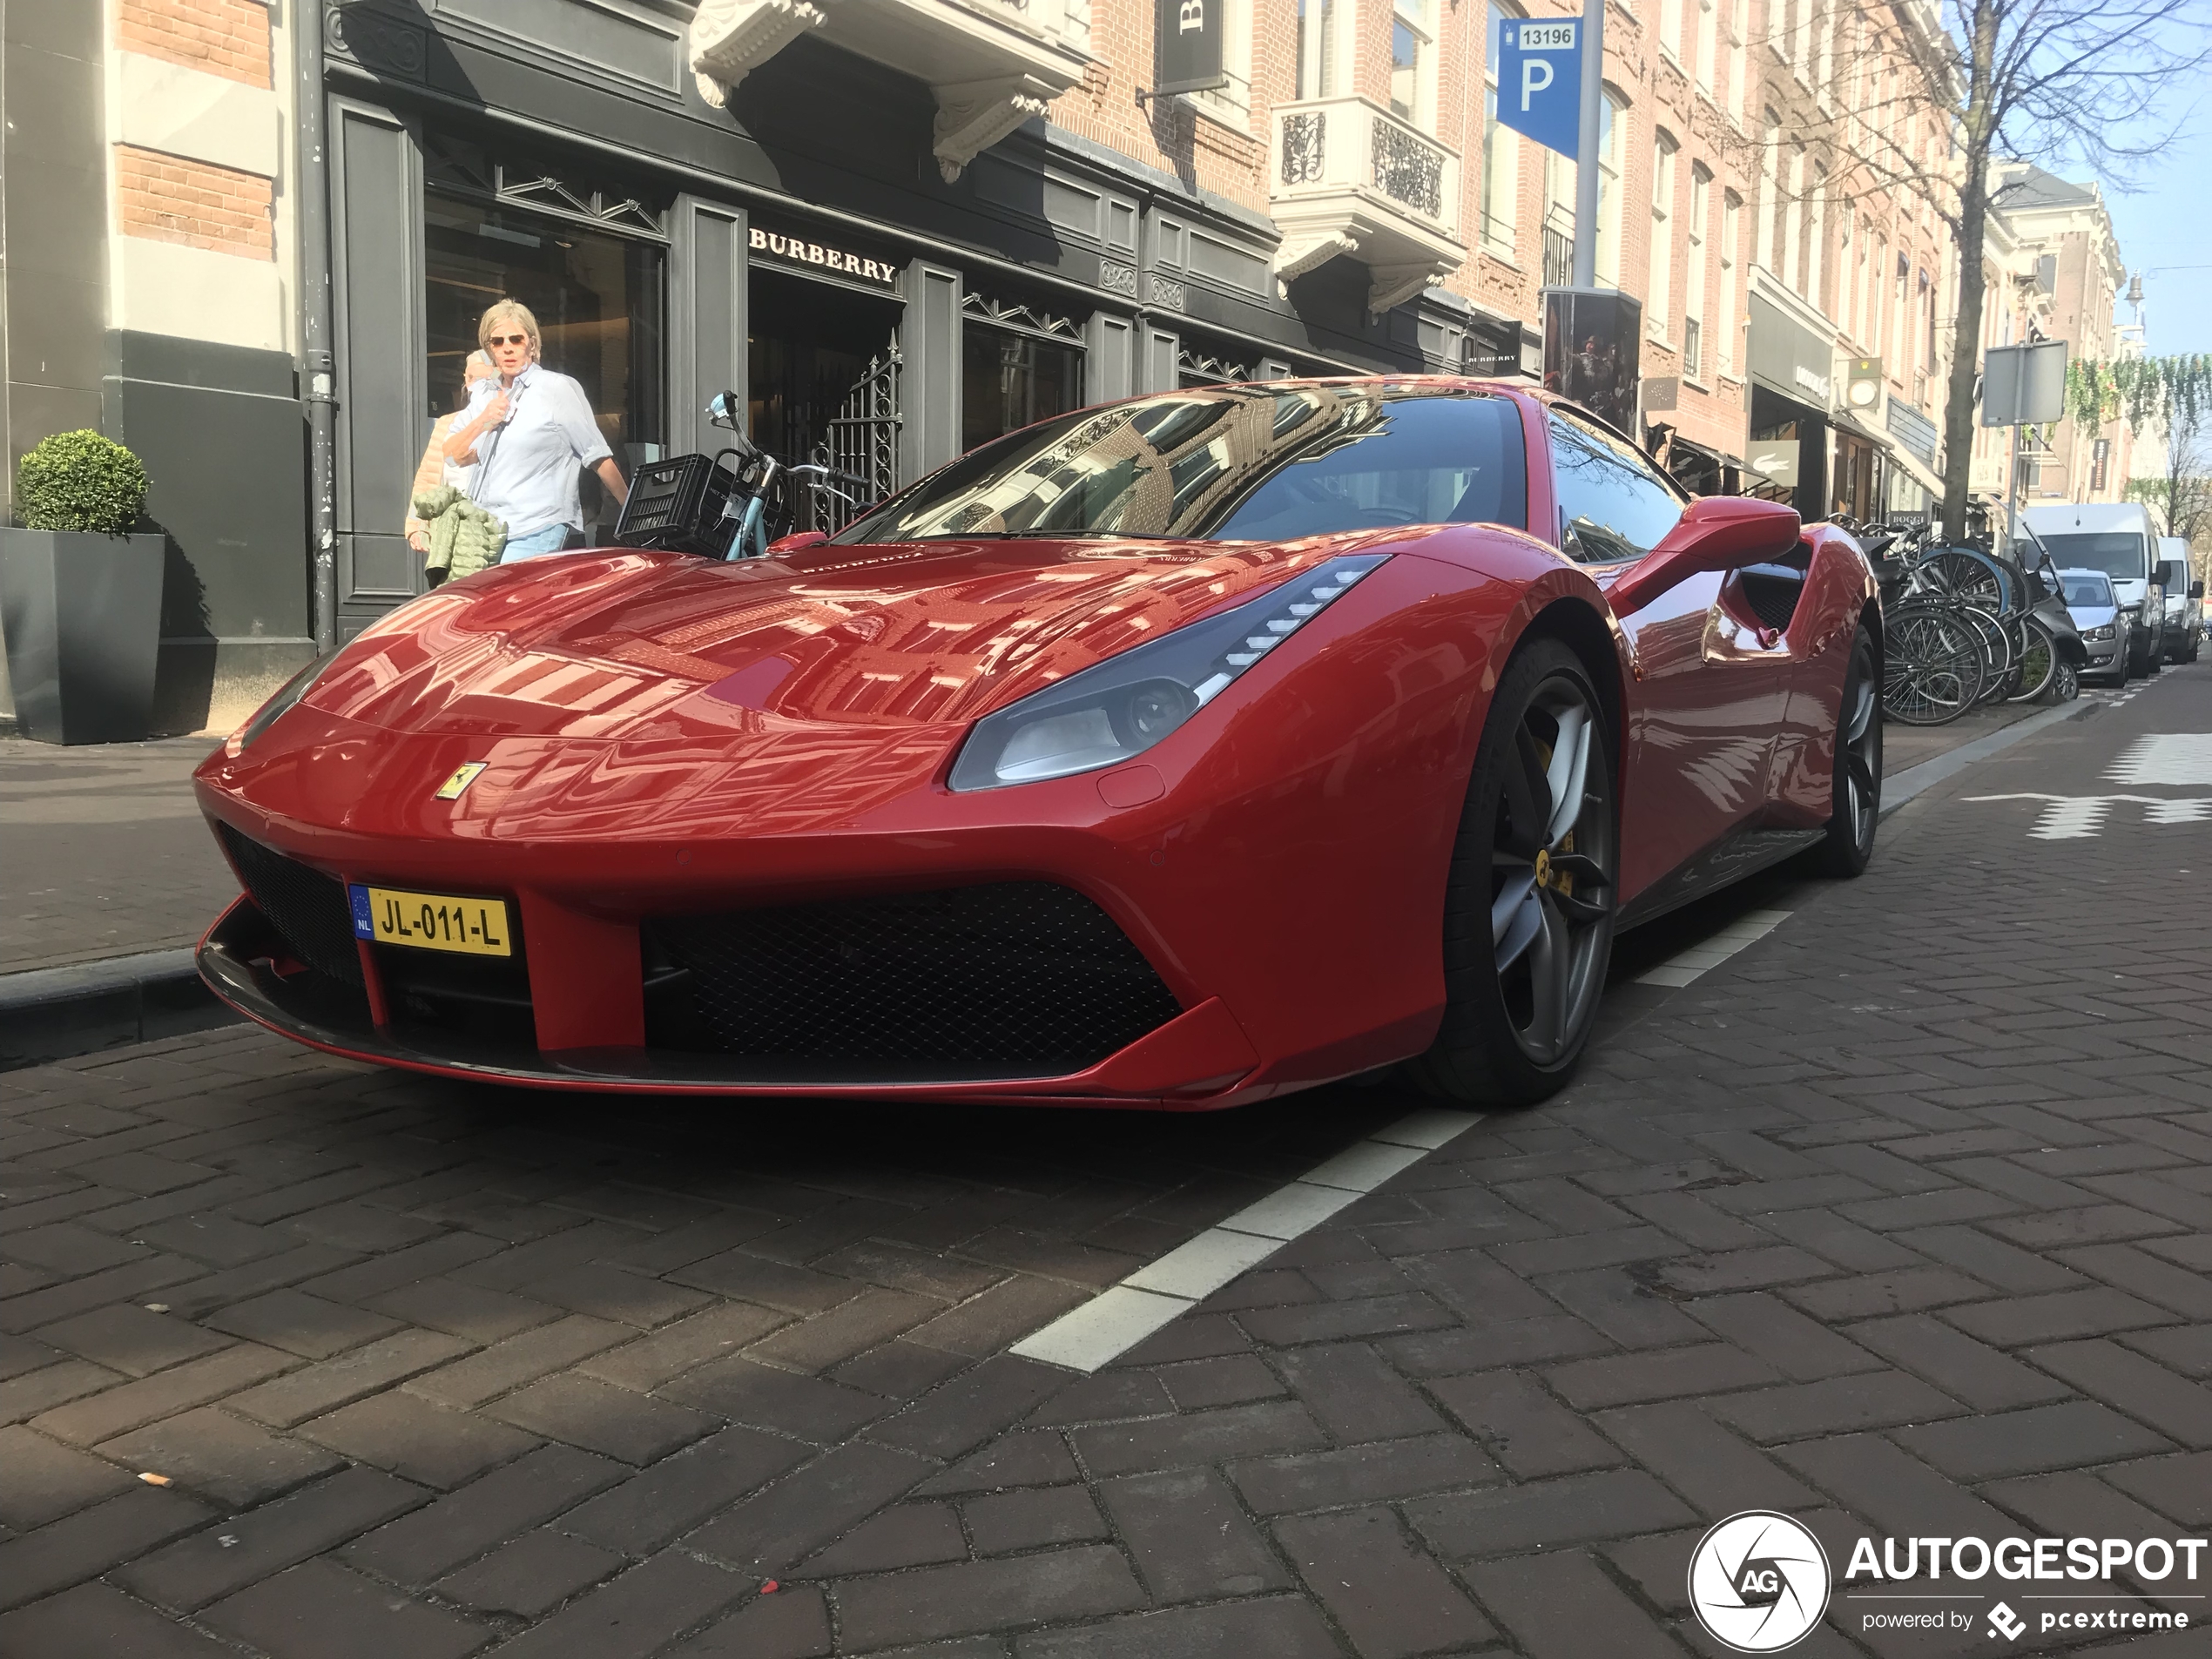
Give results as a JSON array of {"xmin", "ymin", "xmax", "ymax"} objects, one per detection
[{"xmin": 1570, "ymin": 0, "xmax": 1604, "ymax": 287}]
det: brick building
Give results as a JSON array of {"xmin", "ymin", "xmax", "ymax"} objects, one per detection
[
  {"xmin": 4, "ymin": 0, "xmax": 1974, "ymax": 737},
  {"xmin": 1968, "ymin": 161, "xmax": 2133, "ymax": 511}
]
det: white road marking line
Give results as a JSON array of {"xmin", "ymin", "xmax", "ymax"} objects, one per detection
[
  {"xmin": 1009, "ymin": 1108, "xmax": 1482, "ymax": 1373},
  {"xmin": 1963, "ymin": 792, "xmax": 2212, "ymax": 839},
  {"xmin": 1635, "ymin": 908, "xmax": 1791, "ymax": 987},
  {"xmin": 2107, "ymin": 733, "xmax": 2212, "ymax": 786}
]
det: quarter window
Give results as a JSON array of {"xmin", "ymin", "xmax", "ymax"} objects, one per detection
[{"xmin": 1549, "ymin": 411, "xmax": 1687, "ymax": 563}]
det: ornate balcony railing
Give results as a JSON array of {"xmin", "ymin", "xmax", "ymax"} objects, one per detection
[{"xmin": 1270, "ymin": 97, "xmax": 1463, "ymax": 314}]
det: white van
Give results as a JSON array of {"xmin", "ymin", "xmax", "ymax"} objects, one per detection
[
  {"xmin": 2022, "ymin": 502, "xmax": 2165, "ymax": 676},
  {"xmin": 2158, "ymin": 535, "xmax": 2201, "ymax": 664}
]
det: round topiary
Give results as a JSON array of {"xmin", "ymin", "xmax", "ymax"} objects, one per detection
[{"xmin": 16, "ymin": 429, "xmax": 149, "ymax": 536}]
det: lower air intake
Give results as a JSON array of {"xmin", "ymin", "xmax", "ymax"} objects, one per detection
[
  {"xmin": 647, "ymin": 883, "xmax": 1183, "ymax": 1072},
  {"xmin": 216, "ymin": 823, "xmax": 363, "ymax": 986}
]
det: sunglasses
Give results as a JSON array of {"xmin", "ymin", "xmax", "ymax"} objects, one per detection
[{"xmin": 487, "ymin": 334, "xmax": 530, "ymax": 347}]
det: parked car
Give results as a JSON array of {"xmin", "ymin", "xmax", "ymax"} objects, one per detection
[
  {"xmin": 2158, "ymin": 536, "xmax": 2201, "ymax": 664},
  {"xmin": 192, "ymin": 380, "xmax": 1883, "ymax": 1110},
  {"xmin": 2059, "ymin": 568, "xmax": 2126, "ymax": 684},
  {"xmin": 2024, "ymin": 502, "xmax": 2165, "ymax": 676}
]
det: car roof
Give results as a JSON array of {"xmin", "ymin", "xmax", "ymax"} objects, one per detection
[{"xmin": 2020, "ymin": 502, "xmax": 2155, "ymax": 533}]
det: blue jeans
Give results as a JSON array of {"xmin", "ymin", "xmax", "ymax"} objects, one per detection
[{"xmin": 502, "ymin": 523, "xmax": 578, "ymax": 561}]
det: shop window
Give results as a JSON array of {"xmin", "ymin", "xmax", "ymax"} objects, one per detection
[
  {"xmin": 424, "ymin": 189, "xmax": 664, "ymax": 523},
  {"xmin": 963, "ymin": 324, "xmax": 1082, "ymax": 452}
]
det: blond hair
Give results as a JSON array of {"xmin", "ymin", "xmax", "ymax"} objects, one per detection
[{"xmin": 477, "ymin": 300, "xmax": 540, "ymax": 357}]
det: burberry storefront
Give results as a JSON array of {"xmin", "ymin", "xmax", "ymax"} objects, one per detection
[{"xmin": 319, "ymin": 0, "xmax": 1480, "ymax": 640}]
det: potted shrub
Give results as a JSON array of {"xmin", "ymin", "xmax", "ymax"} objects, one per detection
[{"xmin": 0, "ymin": 430, "xmax": 163, "ymax": 744}]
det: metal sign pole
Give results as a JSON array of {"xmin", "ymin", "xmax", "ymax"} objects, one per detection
[{"xmin": 1570, "ymin": 0, "xmax": 1605, "ymax": 287}]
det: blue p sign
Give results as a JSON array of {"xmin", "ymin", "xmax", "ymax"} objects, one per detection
[{"xmin": 1494, "ymin": 17, "xmax": 1581, "ymax": 160}]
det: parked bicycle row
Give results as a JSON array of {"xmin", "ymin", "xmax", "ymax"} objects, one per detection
[{"xmin": 1855, "ymin": 500, "xmax": 2203, "ymax": 726}]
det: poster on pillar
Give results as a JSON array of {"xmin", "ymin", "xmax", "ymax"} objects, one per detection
[
  {"xmin": 1543, "ymin": 288, "xmax": 1642, "ymax": 435},
  {"xmin": 1494, "ymin": 17, "xmax": 1582, "ymax": 158},
  {"xmin": 1156, "ymin": 0, "xmax": 1226, "ymax": 94}
]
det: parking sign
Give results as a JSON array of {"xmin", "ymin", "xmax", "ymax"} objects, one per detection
[{"xmin": 1495, "ymin": 17, "xmax": 1581, "ymax": 159}]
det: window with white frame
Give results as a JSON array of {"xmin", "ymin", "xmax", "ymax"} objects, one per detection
[
  {"xmin": 1728, "ymin": 0, "xmax": 1747, "ymax": 117},
  {"xmin": 1807, "ymin": 164, "xmax": 1827, "ymax": 310},
  {"xmin": 1295, "ymin": 0, "xmax": 1339, "ymax": 98},
  {"xmin": 1596, "ymin": 91, "xmax": 1625, "ymax": 286},
  {"xmin": 1661, "ymin": 0, "xmax": 1683, "ymax": 63},
  {"xmin": 1480, "ymin": 2, "xmax": 1521, "ymax": 253},
  {"xmin": 1391, "ymin": 0, "xmax": 1434, "ymax": 129},
  {"xmin": 1777, "ymin": 0, "xmax": 1796, "ymax": 62},
  {"xmin": 1193, "ymin": 0, "xmax": 1253, "ymax": 125},
  {"xmin": 1696, "ymin": 0, "xmax": 1717, "ymax": 95},
  {"xmin": 1784, "ymin": 143, "xmax": 1804, "ymax": 290},
  {"xmin": 1542, "ymin": 147, "xmax": 1576, "ymax": 286},
  {"xmin": 1686, "ymin": 163, "xmax": 1710, "ymax": 377},
  {"xmin": 1720, "ymin": 189, "xmax": 1741, "ymax": 374},
  {"xmin": 1649, "ymin": 131, "xmax": 1678, "ymax": 339},
  {"xmin": 1756, "ymin": 110, "xmax": 1780, "ymax": 271}
]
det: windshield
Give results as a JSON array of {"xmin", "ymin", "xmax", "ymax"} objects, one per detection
[
  {"xmin": 2060, "ymin": 573, "xmax": 2114, "ymax": 608},
  {"xmin": 830, "ymin": 385, "xmax": 1527, "ymax": 544},
  {"xmin": 2036, "ymin": 531, "xmax": 2148, "ymax": 581}
]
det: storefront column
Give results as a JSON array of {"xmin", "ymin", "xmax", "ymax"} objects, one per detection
[
  {"xmin": 327, "ymin": 97, "xmax": 426, "ymax": 637},
  {"xmin": 1085, "ymin": 312, "xmax": 1136, "ymax": 403},
  {"xmin": 670, "ymin": 199, "xmax": 748, "ymax": 456},
  {"xmin": 1141, "ymin": 325, "xmax": 1179, "ymax": 394},
  {"xmin": 902, "ymin": 260, "xmax": 963, "ymax": 482}
]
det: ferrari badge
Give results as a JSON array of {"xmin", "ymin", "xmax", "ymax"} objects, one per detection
[{"xmin": 434, "ymin": 762, "xmax": 489, "ymax": 801}]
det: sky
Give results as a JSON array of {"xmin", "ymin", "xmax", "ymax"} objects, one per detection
[{"xmin": 2097, "ymin": 118, "xmax": 2212, "ymax": 357}]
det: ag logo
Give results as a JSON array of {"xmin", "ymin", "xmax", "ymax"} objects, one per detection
[{"xmin": 1688, "ymin": 1511, "xmax": 1831, "ymax": 1652}]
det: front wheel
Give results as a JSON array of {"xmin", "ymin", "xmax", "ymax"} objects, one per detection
[
  {"xmin": 1410, "ymin": 639, "xmax": 1617, "ymax": 1108},
  {"xmin": 1817, "ymin": 625, "xmax": 1882, "ymax": 876}
]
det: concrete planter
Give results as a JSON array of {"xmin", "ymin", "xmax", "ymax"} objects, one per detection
[{"xmin": 0, "ymin": 528, "xmax": 165, "ymax": 745}]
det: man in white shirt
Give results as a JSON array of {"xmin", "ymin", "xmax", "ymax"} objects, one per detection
[{"xmin": 445, "ymin": 300, "xmax": 628, "ymax": 559}]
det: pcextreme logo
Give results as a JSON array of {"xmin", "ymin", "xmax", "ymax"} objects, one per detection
[{"xmin": 1688, "ymin": 1512, "xmax": 1831, "ymax": 1652}]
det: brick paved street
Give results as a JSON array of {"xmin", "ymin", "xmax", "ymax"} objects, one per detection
[{"xmin": 3, "ymin": 669, "xmax": 2210, "ymax": 1656}]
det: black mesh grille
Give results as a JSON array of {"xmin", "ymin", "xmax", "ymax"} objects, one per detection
[
  {"xmin": 1738, "ymin": 568, "xmax": 1804, "ymax": 632},
  {"xmin": 217, "ymin": 823, "xmax": 362, "ymax": 986},
  {"xmin": 646, "ymin": 883, "xmax": 1184, "ymax": 1071}
]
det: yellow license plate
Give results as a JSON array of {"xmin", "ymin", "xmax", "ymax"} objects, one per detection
[{"xmin": 349, "ymin": 884, "xmax": 513, "ymax": 957}]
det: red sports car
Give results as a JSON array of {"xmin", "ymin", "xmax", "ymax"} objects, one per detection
[{"xmin": 194, "ymin": 379, "xmax": 1880, "ymax": 1109}]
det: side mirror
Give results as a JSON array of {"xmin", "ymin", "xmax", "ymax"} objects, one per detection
[
  {"xmin": 2192, "ymin": 583, "xmax": 2205, "ymax": 601},
  {"xmin": 765, "ymin": 530, "xmax": 829, "ymax": 555},
  {"xmin": 1607, "ymin": 497, "xmax": 1803, "ymax": 617}
]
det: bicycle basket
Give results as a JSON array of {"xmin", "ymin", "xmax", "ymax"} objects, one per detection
[{"xmin": 613, "ymin": 454, "xmax": 739, "ymax": 557}]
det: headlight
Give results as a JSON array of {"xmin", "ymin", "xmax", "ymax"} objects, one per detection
[
  {"xmin": 226, "ymin": 646, "xmax": 342, "ymax": 756},
  {"xmin": 2087, "ymin": 624, "xmax": 2114, "ymax": 639},
  {"xmin": 948, "ymin": 553, "xmax": 1388, "ymax": 791}
]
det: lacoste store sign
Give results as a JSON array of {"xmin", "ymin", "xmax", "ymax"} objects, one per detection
[{"xmin": 749, "ymin": 226, "xmax": 900, "ymax": 287}]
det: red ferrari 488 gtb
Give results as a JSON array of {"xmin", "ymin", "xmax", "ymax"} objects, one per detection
[{"xmin": 195, "ymin": 379, "xmax": 1880, "ymax": 1109}]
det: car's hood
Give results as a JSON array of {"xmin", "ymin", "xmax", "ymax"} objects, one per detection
[{"xmin": 300, "ymin": 536, "xmax": 1387, "ymax": 743}]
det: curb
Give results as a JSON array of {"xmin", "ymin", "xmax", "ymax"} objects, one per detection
[
  {"xmin": 1880, "ymin": 695, "xmax": 2099, "ymax": 819},
  {"xmin": 0, "ymin": 948, "xmax": 238, "ymax": 1073}
]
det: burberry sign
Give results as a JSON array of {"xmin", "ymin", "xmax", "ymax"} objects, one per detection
[{"xmin": 750, "ymin": 226, "xmax": 900, "ymax": 287}]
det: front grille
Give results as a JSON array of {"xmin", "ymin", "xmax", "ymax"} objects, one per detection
[
  {"xmin": 217, "ymin": 823, "xmax": 362, "ymax": 986},
  {"xmin": 646, "ymin": 883, "xmax": 1184, "ymax": 1072}
]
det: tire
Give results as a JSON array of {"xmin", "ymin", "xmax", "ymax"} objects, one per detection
[
  {"xmin": 1410, "ymin": 638, "xmax": 1617, "ymax": 1109},
  {"xmin": 2003, "ymin": 616, "xmax": 2059, "ymax": 703},
  {"xmin": 1882, "ymin": 602, "xmax": 1986, "ymax": 724},
  {"xmin": 1817, "ymin": 626, "xmax": 1882, "ymax": 877}
]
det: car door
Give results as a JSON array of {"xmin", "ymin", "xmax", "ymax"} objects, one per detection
[{"xmin": 1546, "ymin": 410, "xmax": 1797, "ymax": 901}]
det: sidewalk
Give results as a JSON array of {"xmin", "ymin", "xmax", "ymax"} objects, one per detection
[{"xmin": 0, "ymin": 737, "xmax": 231, "ymax": 974}]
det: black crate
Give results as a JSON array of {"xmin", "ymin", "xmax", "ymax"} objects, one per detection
[{"xmin": 613, "ymin": 453, "xmax": 738, "ymax": 557}]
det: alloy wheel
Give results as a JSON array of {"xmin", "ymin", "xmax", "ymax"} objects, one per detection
[{"xmin": 1489, "ymin": 678, "xmax": 1614, "ymax": 1065}]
